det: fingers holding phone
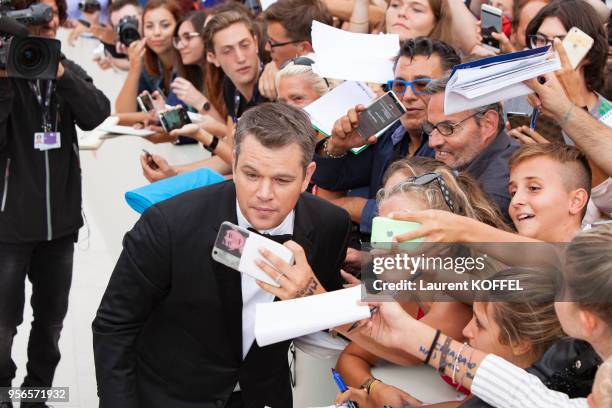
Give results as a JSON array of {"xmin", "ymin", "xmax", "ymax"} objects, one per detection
[{"xmin": 139, "ymin": 151, "xmax": 177, "ymax": 182}]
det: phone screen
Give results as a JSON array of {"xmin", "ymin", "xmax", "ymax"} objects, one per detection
[
  {"xmin": 160, "ymin": 107, "xmax": 191, "ymax": 132},
  {"xmin": 357, "ymin": 92, "xmax": 406, "ymax": 139},
  {"xmin": 138, "ymin": 94, "xmax": 155, "ymax": 112},
  {"xmin": 507, "ymin": 112, "xmax": 530, "ymax": 130},
  {"xmin": 481, "ymin": 8, "xmax": 502, "ymax": 49}
]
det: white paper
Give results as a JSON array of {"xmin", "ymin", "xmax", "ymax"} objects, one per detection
[
  {"xmin": 255, "ymin": 285, "xmax": 370, "ymax": 347},
  {"xmin": 237, "ymin": 233, "xmax": 293, "ymax": 288},
  {"xmin": 311, "ymin": 21, "xmax": 399, "ymax": 83},
  {"xmin": 260, "ymin": 0, "xmax": 277, "ymax": 10},
  {"xmin": 304, "ymin": 81, "xmax": 376, "ymax": 136},
  {"xmin": 444, "ymin": 53, "xmax": 560, "ymax": 115},
  {"xmin": 96, "ymin": 124, "xmax": 156, "ymax": 137}
]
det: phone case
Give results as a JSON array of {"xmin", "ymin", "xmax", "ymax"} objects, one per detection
[
  {"xmin": 370, "ymin": 216, "xmax": 423, "ymax": 249},
  {"xmin": 356, "ymin": 91, "xmax": 407, "ymax": 139},
  {"xmin": 212, "ymin": 221, "xmax": 295, "ymax": 287},
  {"xmin": 481, "ymin": 4, "xmax": 502, "ymax": 51},
  {"xmin": 562, "ymin": 27, "xmax": 594, "ymax": 69},
  {"xmin": 137, "ymin": 95, "xmax": 153, "ymax": 113}
]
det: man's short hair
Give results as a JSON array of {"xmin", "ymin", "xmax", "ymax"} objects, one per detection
[
  {"xmin": 509, "ymin": 143, "xmax": 592, "ymax": 202},
  {"xmin": 425, "ymin": 74, "xmax": 505, "ymax": 135},
  {"xmin": 234, "ymin": 103, "xmax": 316, "ymax": 172},
  {"xmin": 264, "ymin": 0, "xmax": 332, "ymax": 43},
  {"xmin": 203, "ymin": 9, "xmax": 256, "ymax": 53},
  {"xmin": 394, "ymin": 37, "xmax": 461, "ymax": 73},
  {"xmin": 108, "ymin": 0, "xmax": 141, "ymax": 16}
]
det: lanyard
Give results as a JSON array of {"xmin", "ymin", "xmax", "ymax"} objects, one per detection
[
  {"xmin": 233, "ymin": 88, "xmax": 241, "ymax": 124},
  {"xmin": 29, "ymin": 79, "xmax": 56, "ymax": 132}
]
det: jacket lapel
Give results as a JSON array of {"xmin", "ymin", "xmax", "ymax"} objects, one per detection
[{"xmin": 292, "ymin": 194, "xmax": 315, "ymax": 267}]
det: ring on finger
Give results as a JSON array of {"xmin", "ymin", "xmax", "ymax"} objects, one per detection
[{"xmin": 275, "ymin": 271, "xmax": 286, "ymax": 284}]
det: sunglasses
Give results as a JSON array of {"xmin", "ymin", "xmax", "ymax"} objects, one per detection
[
  {"xmin": 404, "ymin": 172, "xmax": 456, "ymax": 213},
  {"xmin": 266, "ymin": 38, "xmax": 305, "ymax": 48},
  {"xmin": 386, "ymin": 78, "xmax": 432, "ymax": 97},
  {"xmin": 279, "ymin": 56, "xmax": 330, "ymax": 87}
]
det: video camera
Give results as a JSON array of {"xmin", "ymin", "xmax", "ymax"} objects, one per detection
[
  {"xmin": 0, "ymin": 1, "xmax": 61, "ymax": 80},
  {"xmin": 117, "ymin": 15, "xmax": 139, "ymax": 46}
]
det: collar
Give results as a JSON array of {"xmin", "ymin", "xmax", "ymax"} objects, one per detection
[
  {"xmin": 463, "ymin": 130, "xmax": 513, "ymax": 174},
  {"xmin": 235, "ymin": 200, "xmax": 295, "ymax": 235}
]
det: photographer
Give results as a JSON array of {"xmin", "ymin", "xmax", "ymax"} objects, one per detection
[{"xmin": 0, "ymin": 0, "xmax": 110, "ymax": 406}]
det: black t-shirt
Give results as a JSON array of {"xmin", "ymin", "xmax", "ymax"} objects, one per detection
[{"xmin": 223, "ymin": 75, "xmax": 268, "ymax": 123}]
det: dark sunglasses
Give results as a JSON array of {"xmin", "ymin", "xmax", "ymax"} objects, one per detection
[
  {"xmin": 279, "ymin": 56, "xmax": 330, "ymax": 87},
  {"xmin": 405, "ymin": 172, "xmax": 455, "ymax": 213}
]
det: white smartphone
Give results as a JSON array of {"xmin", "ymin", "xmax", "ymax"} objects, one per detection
[
  {"xmin": 137, "ymin": 92, "xmax": 155, "ymax": 112},
  {"xmin": 562, "ymin": 27, "xmax": 594, "ymax": 69},
  {"xmin": 481, "ymin": 4, "xmax": 503, "ymax": 52},
  {"xmin": 212, "ymin": 221, "xmax": 295, "ymax": 287},
  {"xmin": 356, "ymin": 91, "xmax": 407, "ymax": 140}
]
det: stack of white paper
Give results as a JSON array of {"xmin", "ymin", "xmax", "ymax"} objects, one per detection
[
  {"xmin": 304, "ymin": 81, "xmax": 376, "ymax": 137},
  {"xmin": 254, "ymin": 285, "xmax": 371, "ymax": 347},
  {"xmin": 445, "ymin": 47, "xmax": 561, "ymax": 114},
  {"xmin": 311, "ymin": 21, "xmax": 400, "ymax": 83}
]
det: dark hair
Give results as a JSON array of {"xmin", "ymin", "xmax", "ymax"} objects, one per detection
[
  {"xmin": 13, "ymin": 0, "xmax": 67, "ymax": 24},
  {"xmin": 142, "ymin": 0, "xmax": 182, "ymax": 81},
  {"xmin": 108, "ymin": 0, "xmax": 140, "ymax": 16},
  {"xmin": 394, "ymin": 37, "xmax": 460, "ymax": 73},
  {"xmin": 234, "ymin": 103, "xmax": 316, "ymax": 171},
  {"xmin": 264, "ymin": 0, "xmax": 332, "ymax": 43},
  {"xmin": 175, "ymin": 10, "xmax": 207, "ymax": 93},
  {"xmin": 525, "ymin": 0, "xmax": 607, "ymax": 92}
]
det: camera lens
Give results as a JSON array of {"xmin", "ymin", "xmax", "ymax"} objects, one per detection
[
  {"xmin": 18, "ymin": 44, "xmax": 43, "ymax": 69},
  {"xmin": 11, "ymin": 37, "xmax": 52, "ymax": 78}
]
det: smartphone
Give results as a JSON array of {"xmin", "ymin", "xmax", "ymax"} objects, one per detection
[
  {"xmin": 356, "ymin": 91, "xmax": 407, "ymax": 140},
  {"xmin": 562, "ymin": 27, "xmax": 594, "ymax": 69},
  {"xmin": 370, "ymin": 216, "xmax": 423, "ymax": 249},
  {"xmin": 506, "ymin": 112, "xmax": 530, "ymax": 129},
  {"xmin": 158, "ymin": 106, "xmax": 192, "ymax": 133},
  {"xmin": 212, "ymin": 221, "xmax": 295, "ymax": 287},
  {"xmin": 137, "ymin": 93, "xmax": 155, "ymax": 112},
  {"xmin": 481, "ymin": 4, "xmax": 502, "ymax": 51},
  {"xmin": 141, "ymin": 149, "xmax": 159, "ymax": 170}
]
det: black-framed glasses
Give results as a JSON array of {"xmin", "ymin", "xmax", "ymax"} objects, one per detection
[
  {"xmin": 527, "ymin": 33, "xmax": 565, "ymax": 49},
  {"xmin": 172, "ymin": 32, "xmax": 200, "ymax": 49},
  {"xmin": 422, "ymin": 112, "xmax": 480, "ymax": 136},
  {"xmin": 386, "ymin": 78, "xmax": 432, "ymax": 97},
  {"xmin": 405, "ymin": 172, "xmax": 455, "ymax": 213},
  {"xmin": 266, "ymin": 38, "xmax": 305, "ymax": 48},
  {"xmin": 279, "ymin": 56, "xmax": 330, "ymax": 87}
]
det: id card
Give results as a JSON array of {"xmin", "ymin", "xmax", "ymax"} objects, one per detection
[{"xmin": 34, "ymin": 132, "xmax": 61, "ymax": 151}]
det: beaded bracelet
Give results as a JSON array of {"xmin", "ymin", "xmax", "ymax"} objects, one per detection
[
  {"xmin": 323, "ymin": 138, "xmax": 347, "ymax": 159},
  {"xmin": 452, "ymin": 342, "xmax": 468, "ymax": 384}
]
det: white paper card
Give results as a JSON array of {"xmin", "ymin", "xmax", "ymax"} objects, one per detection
[{"xmin": 255, "ymin": 285, "xmax": 371, "ymax": 347}]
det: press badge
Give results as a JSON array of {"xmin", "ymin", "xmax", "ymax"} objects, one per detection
[{"xmin": 34, "ymin": 132, "xmax": 61, "ymax": 151}]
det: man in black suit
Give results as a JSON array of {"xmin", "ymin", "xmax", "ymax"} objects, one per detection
[{"xmin": 92, "ymin": 103, "xmax": 351, "ymax": 408}]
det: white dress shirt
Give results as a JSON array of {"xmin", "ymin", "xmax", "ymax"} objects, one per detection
[{"xmin": 471, "ymin": 354, "xmax": 588, "ymax": 408}]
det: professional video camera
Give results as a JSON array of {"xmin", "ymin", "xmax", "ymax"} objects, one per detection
[
  {"xmin": 78, "ymin": 0, "xmax": 100, "ymax": 14},
  {"xmin": 0, "ymin": 1, "xmax": 61, "ymax": 80},
  {"xmin": 117, "ymin": 15, "xmax": 139, "ymax": 46}
]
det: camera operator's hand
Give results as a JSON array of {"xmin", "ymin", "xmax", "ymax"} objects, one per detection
[
  {"xmin": 127, "ymin": 39, "xmax": 146, "ymax": 68},
  {"xmin": 56, "ymin": 62, "xmax": 64, "ymax": 79},
  {"xmin": 325, "ymin": 105, "xmax": 377, "ymax": 157},
  {"xmin": 170, "ymin": 78, "xmax": 205, "ymax": 109},
  {"xmin": 0, "ymin": 68, "xmax": 7, "ymax": 78}
]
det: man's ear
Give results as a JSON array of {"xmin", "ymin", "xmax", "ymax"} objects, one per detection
[
  {"xmin": 298, "ymin": 41, "xmax": 313, "ymax": 55},
  {"xmin": 207, "ymin": 51, "xmax": 220, "ymax": 68},
  {"xmin": 568, "ymin": 188, "xmax": 589, "ymax": 216},
  {"xmin": 481, "ymin": 110, "xmax": 500, "ymax": 142},
  {"xmin": 301, "ymin": 162, "xmax": 316, "ymax": 192}
]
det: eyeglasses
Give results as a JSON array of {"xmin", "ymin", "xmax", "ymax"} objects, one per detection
[
  {"xmin": 386, "ymin": 78, "xmax": 432, "ymax": 97},
  {"xmin": 422, "ymin": 112, "xmax": 480, "ymax": 136},
  {"xmin": 172, "ymin": 32, "xmax": 200, "ymax": 49},
  {"xmin": 279, "ymin": 56, "xmax": 330, "ymax": 87},
  {"xmin": 266, "ymin": 38, "xmax": 305, "ymax": 48},
  {"xmin": 527, "ymin": 33, "xmax": 566, "ymax": 49},
  {"xmin": 405, "ymin": 172, "xmax": 455, "ymax": 213}
]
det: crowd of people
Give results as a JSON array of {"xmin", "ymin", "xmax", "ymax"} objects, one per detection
[{"xmin": 1, "ymin": 0, "xmax": 612, "ymax": 407}]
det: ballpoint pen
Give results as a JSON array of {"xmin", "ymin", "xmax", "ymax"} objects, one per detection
[
  {"xmin": 332, "ymin": 368, "xmax": 358, "ymax": 408},
  {"xmin": 530, "ymin": 107, "xmax": 539, "ymax": 130}
]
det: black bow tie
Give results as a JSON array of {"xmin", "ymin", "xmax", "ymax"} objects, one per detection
[{"xmin": 247, "ymin": 228, "xmax": 293, "ymax": 244}]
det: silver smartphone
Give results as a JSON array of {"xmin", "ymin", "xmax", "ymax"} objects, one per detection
[
  {"xmin": 212, "ymin": 221, "xmax": 295, "ymax": 287},
  {"xmin": 356, "ymin": 91, "xmax": 407, "ymax": 139}
]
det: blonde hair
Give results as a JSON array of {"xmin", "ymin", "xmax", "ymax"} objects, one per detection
[
  {"xmin": 378, "ymin": 158, "xmax": 510, "ymax": 230},
  {"xmin": 275, "ymin": 56, "xmax": 329, "ymax": 98}
]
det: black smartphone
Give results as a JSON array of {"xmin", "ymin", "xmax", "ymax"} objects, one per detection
[
  {"xmin": 158, "ymin": 107, "xmax": 192, "ymax": 133},
  {"xmin": 507, "ymin": 112, "xmax": 530, "ymax": 129},
  {"xmin": 137, "ymin": 93, "xmax": 155, "ymax": 112},
  {"xmin": 356, "ymin": 91, "xmax": 407, "ymax": 139},
  {"xmin": 141, "ymin": 149, "xmax": 159, "ymax": 170},
  {"xmin": 481, "ymin": 4, "xmax": 502, "ymax": 51}
]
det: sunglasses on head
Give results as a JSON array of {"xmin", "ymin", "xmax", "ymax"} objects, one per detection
[
  {"xmin": 404, "ymin": 172, "xmax": 456, "ymax": 213},
  {"xmin": 279, "ymin": 56, "xmax": 330, "ymax": 87}
]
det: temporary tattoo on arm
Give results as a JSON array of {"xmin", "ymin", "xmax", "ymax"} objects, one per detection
[{"xmin": 296, "ymin": 278, "xmax": 318, "ymax": 297}]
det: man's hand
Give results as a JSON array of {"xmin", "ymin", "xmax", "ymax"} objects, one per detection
[
  {"xmin": 127, "ymin": 39, "xmax": 146, "ymax": 67},
  {"xmin": 524, "ymin": 72, "xmax": 573, "ymax": 121},
  {"xmin": 327, "ymin": 105, "xmax": 377, "ymax": 156},
  {"xmin": 139, "ymin": 152, "xmax": 178, "ymax": 182},
  {"xmin": 56, "ymin": 62, "xmax": 64, "ymax": 79},
  {"xmin": 255, "ymin": 241, "xmax": 325, "ymax": 300},
  {"xmin": 508, "ymin": 125, "xmax": 549, "ymax": 145},
  {"xmin": 258, "ymin": 62, "xmax": 279, "ymax": 100},
  {"xmin": 370, "ymin": 383, "xmax": 423, "ymax": 407},
  {"xmin": 170, "ymin": 77, "xmax": 206, "ymax": 109},
  {"xmin": 552, "ymin": 38, "xmax": 585, "ymax": 107}
]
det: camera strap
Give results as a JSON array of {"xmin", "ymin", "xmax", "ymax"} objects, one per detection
[{"xmin": 29, "ymin": 79, "xmax": 56, "ymax": 132}]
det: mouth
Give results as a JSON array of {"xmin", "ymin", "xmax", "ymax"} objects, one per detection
[
  {"xmin": 404, "ymin": 107, "xmax": 422, "ymax": 113},
  {"xmin": 515, "ymin": 213, "xmax": 535, "ymax": 221},
  {"xmin": 149, "ymin": 41, "xmax": 165, "ymax": 47},
  {"xmin": 435, "ymin": 150, "xmax": 452, "ymax": 160},
  {"xmin": 237, "ymin": 66, "xmax": 251, "ymax": 74},
  {"xmin": 252, "ymin": 207, "xmax": 276, "ymax": 214}
]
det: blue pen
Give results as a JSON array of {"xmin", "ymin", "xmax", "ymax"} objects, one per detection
[
  {"xmin": 332, "ymin": 368, "xmax": 358, "ymax": 408},
  {"xmin": 530, "ymin": 108, "xmax": 539, "ymax": 130}
]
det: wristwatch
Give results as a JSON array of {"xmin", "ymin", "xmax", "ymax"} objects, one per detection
[
  {"xmin": 204, "ymin": 135, "xmax": 219, "ymax": 153},
  {"xmin": 360, "ymin": 377, "xmax": 381, "ymax": 394},
  {"xmin": 201, "ymin": 101, "xmax": 211, "ymax": 112}
]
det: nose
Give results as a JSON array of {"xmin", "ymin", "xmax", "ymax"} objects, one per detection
[
  {"xmin": 510, "ymin": 188, "xmax": 526, "ymax": 208},
  {"xmin": 256, "ymin": 178, "xmax": 273, "ymax": 202},
  {"xmin": 153, "ymin": 25, "xmax": 162, "ymax": 36},
  {"xmin": 427, "ymin": 129, "xmax": 443, "ymax": 149},
  {"xmin": 462, "ymin": 318, "xmax": 475, "ymax": 340},
  {"xmin": 235, "ymin": 47, "xmax": 246, "ymax": 63},
  {"xmin": 401, "ymin": 84, "xmax": 417, "ymax": 103}
]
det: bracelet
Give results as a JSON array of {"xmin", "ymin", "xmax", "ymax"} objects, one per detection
[
  {"xmin": 360, "ymin": 376, "xmax": 377, "ymax": 392},
  {"xmin": 452, "ymin": 342, "xmax": 468, "ymax": 384},
  {"xmin": 423, "ymin": 329, "xmax": 441, "ymax": 365},
  {"xmin": 323, "ymin": 138, "xmax": 347, "ymax": 159},
  {"xmin": 561, "ymin": 102, "xmax": 575, "ymax": 126},
  {"xmin": 437, "ymin": 335, "xmax": 453, "ymax": 376},
  {"xmin": 204, "ymin": 135, "xmax": 219, "ymax": 153},
  {"xmin": 368, "ymin": 379, "xmax": 382, "ymax": 395},
  {"xmin": 456, "ymin": 346, "xmax": 476, "ymax": 390}
]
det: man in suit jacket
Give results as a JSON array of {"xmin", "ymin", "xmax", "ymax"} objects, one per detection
[{"xmin": 92, "ymin": 103, "xmax": 351, "ymax": 408}]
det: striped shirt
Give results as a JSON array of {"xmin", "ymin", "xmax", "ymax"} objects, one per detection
[{"xmin": 471, "ymin": 354, "xmax": 588, "ymax": 408}]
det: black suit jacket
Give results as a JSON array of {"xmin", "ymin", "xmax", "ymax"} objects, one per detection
[{"xmin": 92, "ymin": 181, "xmax": 351, "ymax": 408}]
